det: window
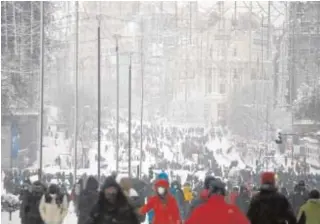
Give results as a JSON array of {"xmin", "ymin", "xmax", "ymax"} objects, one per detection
[{"xmin": 219, "ymin": 83, "xmax": 226, "ymax": 94}]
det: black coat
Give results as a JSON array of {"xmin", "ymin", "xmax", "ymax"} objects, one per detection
[
  {"xmin": 78, "ymin": 176, "xmax": 99, "ymax": 224},
  {"xmin": 86, "ymin": 177, "xmax": 139, "ymax": 224},
  {"xmin": 247, "ymin": 186, "xmax": 296, "ymax": 224},
  {"xmin": 20, "ymin": 190, "xmax": 30, "ymax": 224},
  {"xmin": 24, "ymin": 191, "xmax": 44, "ymax": 224}
]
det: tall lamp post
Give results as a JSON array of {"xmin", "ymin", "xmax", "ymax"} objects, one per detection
[
  {"xmin": 38, "ymin": 1, "xmax": 45, "ymax": 180},
  {"xmin": 128, "ymin": 54, "xmax": 132, "ymax": 178},
  {"xmin": 97, "ymin": 16, "xmax": 101, "ymax": 182}
]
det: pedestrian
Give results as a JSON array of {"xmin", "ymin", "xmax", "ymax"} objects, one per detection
[
  {"xmin": 185, "ymin": 178, "xmax": 249, "ymax": 224},
  {"xmin": 235, "ymin": 185, "xmax": 250, "ymax": 214},
  {"xmin": 187, "ymin": 175, "xmax": 215, "ymax": 216},
  {"xmin": 297, "ymin": 189, "xmax": 320, "ymax": 224},
  {"xmin": 39, "ymin": 183, "xmax": 68, "ymax": 224},
  {"xmin": 24, "ymin": 181, "xmax": 46, "ymax": 224},
  {"xmin": 140, "ymin": 178, "xmax": 181, "ymax": 224},
  {"xmin": 170, "ymin": 180, "xmax": 186, "ymax": 220},
  {"xmin": 77, "ymin": 176, "xmax": 99, "ymax": 224},
  {"xmin": 86, "ymin": 176, "xmax": 139, "ymax": 224},
  {"xmin": 290, "ymin": 180, "xmax": 309, "ymax": 215},
  {"xmin": 247, "ymin": 172, "xmax": 296, "ymax": 224}
]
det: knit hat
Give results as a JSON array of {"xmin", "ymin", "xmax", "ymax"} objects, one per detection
[
  {"xmin": 157, "ymin": 172, "xmax": 169, "ymax": 181},
  {"xmin": 154, "ymin": 179, "xmax": 169, "ymax": 189},
  {"xmin": 261, "ymin": 172, "xmax": 275, "ymax": 185}
]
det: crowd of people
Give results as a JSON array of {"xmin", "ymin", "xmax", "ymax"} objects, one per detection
[{"xmin": 2, "ymin": 168, "xmax": 319, "ymax": 224}]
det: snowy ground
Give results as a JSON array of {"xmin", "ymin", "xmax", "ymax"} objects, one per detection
[
  {"xmin": 1, "ymin": 202, "xmax": 148, "ymax": 224},
  {"xmin": 1, "ymin": 209, "xmax": 77, "ymax": 224}
]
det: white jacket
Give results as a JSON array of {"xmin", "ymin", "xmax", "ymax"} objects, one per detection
[{"xmin": 39, "ymin": 194, "xmax": 68, "ymax": 224}]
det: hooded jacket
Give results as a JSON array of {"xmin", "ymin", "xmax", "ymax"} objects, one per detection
[
  {"xmin": 119, "ymin": 177, "xmax": 145, "ymax": 222},
  {"xmin": 183, "ymin": 185, "xmax": 193, "ymax": 203},
  {"xmin": 147, "ymin": 172, "xmax": 169, "ymax": 223},
  {"xmin": 297, "ymin": 199, "xmax": 320, "ymax": 224},
  {"xmin": 170, "ymin": 181, "xmax": 186, "ymax": 219},
  {"xmin": 140, "ymin": 179, "xmax": 181, "ymax": 224},
  {"xmin": 185, "ymin": 195, "xmax": 249, "ymax": 224},
  {"xmin": 39, "ymin": 184, "xmax": 68, "ymax": 224},
  {"xmin": 87, "ymin": 176, "xmax": 139, "ymax": 224},
  {"xmin": 78, "ymin": 176, "xmax": 99, "ymax": 224},
  {"xmin": 24, "ymin": 181, "xmax": 46, "ymax": 224}
]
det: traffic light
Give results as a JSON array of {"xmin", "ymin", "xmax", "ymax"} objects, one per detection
[
  {"xmin": 275, "ymin": 129, "xmax": 282, "ymax": 144},
  {"xmin": 148, "ymin": 167, "xmax": 153, "ymax": 180}
]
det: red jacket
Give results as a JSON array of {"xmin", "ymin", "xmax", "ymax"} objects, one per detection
[
  {"xmin": 140, "ymin": 179, "xmax": 181, "ymax": 224},
  {"xmin": 185, "ymin": 195, "xmax": 250, "ymax": 224}
]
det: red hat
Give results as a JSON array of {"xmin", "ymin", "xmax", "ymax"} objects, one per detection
[
  {"xmin": 154, "ymin": 179, "xmax": 169, "ymax": 189},
  {"xmin": 261, "ymin": 172, "xmax": 275, "ymax": 185}
]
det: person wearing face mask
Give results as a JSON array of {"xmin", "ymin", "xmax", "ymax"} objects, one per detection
[
  {"xmin": 86, "ymin": 176, "xmax": 139, "ymax": 224},
  {"xmin": 39, "ymin": 183, "xmax": 69, "ymax": 224},
  {"xmin": 140, "ymin": 178, "xmax": 181, "ymax": 224}
]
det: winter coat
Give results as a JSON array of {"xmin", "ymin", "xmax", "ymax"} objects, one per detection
[
  {"xmin": 290, "ymin": 189, "xmax": 309, "ymax": 215},
  {"xmin": 185, "ymin": 195, "xmax": 249, "ymax": 224},
  {"xmin": 140, "ymin": 179, "xmax": 181, "ymax": 224},
  {"xmin": 20, "ymin": 189, "xmax": 30, "ymax": 224},
  {"xmin": 147, "ymin": 173, "xmax": 168, "ymax": 223},
  {"xmin": 24, "ymin": 182, "xmax": 46, "ymax": 224},
  {"xmin": 235, "ymin": 193, "xmax": 250, "ymax": 214},
  {"xmin": 187, "ymin": 189, "xmax": 209, "ymax": 218},
  {"xmin": 78, "ymin": 176, "xmax": 99, "ymax": 224},
  {"xmin": 247, "ymin": 185, "xmax": 296, "ymax": 224},
  {"xmin": 86, "ymin": 176, "xmax": 140, "ymax": 224},
  {"xmin": 183, "ymin": 186, "xmax": 193, "ymax": 203},
  {"xmin": 170, "ymin": 182, "xmax": 186, "ymax": 220},
  {"xmin": 39, "ymin": 193, "xmax": 68, "ymax": 224},
  {"xmin": 297, "ymin": 199, "xmax": 320, "ymax": 224},
  {"xmin": 124, "ymin": 186, "xmax": 146, "ymax": 223},
  {"xmin": 147, "ymin": 196, "xmax": 155, "ymax": 224}
]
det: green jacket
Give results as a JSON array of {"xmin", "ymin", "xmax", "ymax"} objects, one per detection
[{"xmin": 297, "ymin": 199, "xmax": 320, "ymax": 224}]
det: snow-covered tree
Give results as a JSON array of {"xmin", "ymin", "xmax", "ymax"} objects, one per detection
[{"xmin": 1, "ymin": 2, "xmax": 59, "ymax": 115}]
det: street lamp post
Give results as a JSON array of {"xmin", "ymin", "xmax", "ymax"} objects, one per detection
[
  {"xmin": 115, "ymin": 35, "xmax": 120, "ymax": 173},
  {"xmin": 97, "ymin": 17, "xmax": 101, "ymax": 181},
  {"xmin": 128, "ymin": 53, "xmax": 132, "ymax": 178},
  {"xmin": 38, "ymin": 1, "xmax": 45, "ymax": 180}
]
